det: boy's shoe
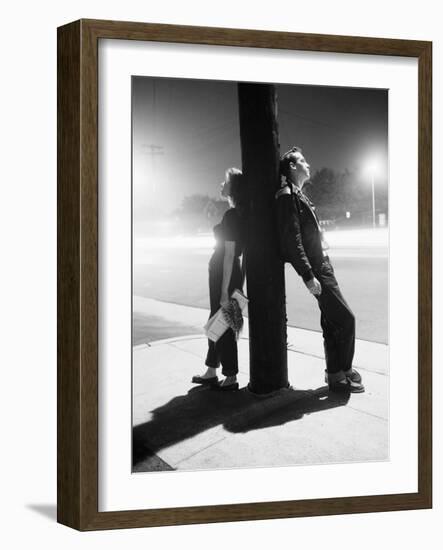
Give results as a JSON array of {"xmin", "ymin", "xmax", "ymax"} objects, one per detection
[
  {"xmin": 325, "ymin": 369, "xmax": 363, "ymax": 385},
  {"xmin": 344, "ymin": 368, "xmax": 362, "ymax": 384}
]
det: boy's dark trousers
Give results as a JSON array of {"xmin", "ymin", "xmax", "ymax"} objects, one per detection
[{"xmin": 313, "ymin": 259, "xmax": 355, "ymax": 379}]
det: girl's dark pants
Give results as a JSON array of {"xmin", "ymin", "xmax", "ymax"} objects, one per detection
[
  {"xmin": 313, "ymin": 259, "xmax": 355, "ymax": 377},
  {"xmin": 205, "ymin": 256, "xmax": 242, "ymax": 376}
]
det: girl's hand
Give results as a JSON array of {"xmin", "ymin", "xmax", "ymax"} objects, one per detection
[{"xmin": 220, "ymin": 293, "xmax": 230, "ymax": 309}]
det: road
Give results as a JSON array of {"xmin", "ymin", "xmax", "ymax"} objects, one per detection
[{"xmin": 133, "ymin": 231, "xmax": 388, "ymax": 345}]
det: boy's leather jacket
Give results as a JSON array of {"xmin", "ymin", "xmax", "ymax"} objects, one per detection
[{"xmin": 275, "ymin": 182, "xmax": 326, "ymax": 282}]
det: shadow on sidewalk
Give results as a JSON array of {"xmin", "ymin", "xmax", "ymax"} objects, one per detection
[{"xmin": 133, "ymin": 385, "xmax": 350, "ymax": 469}]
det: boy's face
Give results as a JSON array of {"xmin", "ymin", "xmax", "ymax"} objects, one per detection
[{"xmin": 291, "ymin": 152, "xmax": 311, "ymax": 183}]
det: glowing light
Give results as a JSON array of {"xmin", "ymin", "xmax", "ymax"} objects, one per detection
[
  {"xmin": 363, "ymin": 156, "xmax": 383, "ymax": 179},
  {"xmin": 323, "ymin": 228, "xmax": 388, "ymax": 248},
  {"xmin": 136, "ymin": 233, "xmax": 216, "ymax": 250}
]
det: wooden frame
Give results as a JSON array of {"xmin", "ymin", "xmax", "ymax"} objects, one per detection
[{"xmin": 57, "ymin": 18, "xmax": 432, "ymax": 530}]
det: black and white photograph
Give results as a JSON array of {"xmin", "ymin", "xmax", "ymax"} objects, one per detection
[
  {"xmin": 1, "ymin": 0, "xmax": 437, "ymax": 540},
  {"xmin": 132, "ymin": 75, "xmax": 389, "ymax": 473}
]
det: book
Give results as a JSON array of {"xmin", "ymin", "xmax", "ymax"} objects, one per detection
[{"xmin": 203, "ymin": 289, "xmax": 248, "ymax": 342}]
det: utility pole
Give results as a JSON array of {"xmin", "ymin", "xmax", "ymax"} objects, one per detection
[
  {"xmin": 141, "ymin": 79, "xmax": 164, "ymax": 194},
  {"xmin": 238, "ymin": 83, "xmax": 288, "ymax": 394},
  {"xmin": 141, "ymin": 143, "xmax": 164, "ymax": 194}
]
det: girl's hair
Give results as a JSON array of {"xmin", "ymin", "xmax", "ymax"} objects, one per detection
[{"xmin": 225, "ymin": 167, "xmax": 248, "ymax": 215}]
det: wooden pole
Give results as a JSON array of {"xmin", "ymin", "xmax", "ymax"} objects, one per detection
[{"xmin": 238, "ymin": 83, "xmax": 288, "ymax": 394}]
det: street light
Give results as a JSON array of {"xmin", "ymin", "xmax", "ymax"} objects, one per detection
[{"xmin": 364, "ymin": 158, "xmax": 381, "ymax": 229}]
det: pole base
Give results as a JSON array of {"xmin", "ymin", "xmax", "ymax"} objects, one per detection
[{"xmin": 246, "ymin": 381, "xmax": 292, "ymax": 398}]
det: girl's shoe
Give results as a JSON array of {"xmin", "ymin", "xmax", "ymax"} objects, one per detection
[{"xmin": 191, "ymin": 375, "xmax": 219, "ymax": 385}]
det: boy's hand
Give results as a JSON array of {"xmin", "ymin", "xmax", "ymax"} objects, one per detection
[{"xmin": 305, "ymin": 277, "xmax": 322, "ymax": 296}]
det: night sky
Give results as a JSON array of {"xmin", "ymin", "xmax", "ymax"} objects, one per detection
[{"xmin": 132, "ymin": 76, "xmax": 388, "ymax": 221}]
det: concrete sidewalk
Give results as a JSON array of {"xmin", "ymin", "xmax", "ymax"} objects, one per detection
[{"xmin": 133, "ymin": 296, "xmax": 389, "ymax": 473}]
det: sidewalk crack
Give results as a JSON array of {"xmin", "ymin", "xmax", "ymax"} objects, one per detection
[
  {"xmin": 172, "ymin": 435, "xmax": 227, "ymax": 466},
  {"xmin": 346, "ymin": 406, "xmax": 388, "ymax": 422}
]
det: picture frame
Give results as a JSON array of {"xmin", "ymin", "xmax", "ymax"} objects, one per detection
[{"xmin": 57, "ymin": 18, "xmax": 432, "ymax": 530}]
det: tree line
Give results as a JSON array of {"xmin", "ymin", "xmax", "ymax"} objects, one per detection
[
  {"xmin": 305, "ymin": 167, "xmax": 388, "ymax": 227},
  {"xmin": 173, "ymin": 167, "xmax": 388, "ymax": 233}
]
